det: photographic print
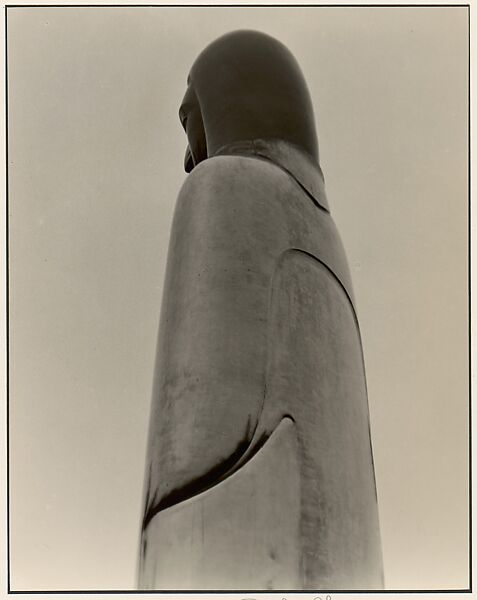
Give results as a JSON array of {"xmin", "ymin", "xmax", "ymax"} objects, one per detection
[{"xmin": 5, "ymin": 4, "xmax": 470, "ymax": 593}]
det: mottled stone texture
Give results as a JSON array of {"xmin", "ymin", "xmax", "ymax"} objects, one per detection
[{"xmin": 138, "ymin": 154, "xmax": 383, "ymax": 589}]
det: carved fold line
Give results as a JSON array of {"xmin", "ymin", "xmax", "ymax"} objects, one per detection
[
  {"xmin": 279, "ymin": 247, "xmax": 358, "ymax": 317},
  {"xmin": 142, "ymin": 415, "xmax": 296, "ymax": 531},
  {"xmin": 142, "ymin": 432, "xmax": 251, "ymax": 531},
  {"xmin": 282, "ymin": 249, "xmax": 380, "ymax": 505}
]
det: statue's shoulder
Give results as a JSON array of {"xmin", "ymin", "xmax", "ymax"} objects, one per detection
[
  {"xmin": 174, "ymin": 154, "xmax": 297, "ymax": 228},
  {"xmin": 178, "ymin": 154, "xmax": 288, "ymax": 199}
]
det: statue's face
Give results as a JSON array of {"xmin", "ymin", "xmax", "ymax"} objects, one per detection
[{"xmin": 179, "ymin": 83, "xmax": 207, "ymax": 173}]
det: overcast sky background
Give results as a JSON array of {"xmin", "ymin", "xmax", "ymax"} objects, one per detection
[{"xmin": 7, "ymin": 5, "xmax": 468, "ymax": 591}]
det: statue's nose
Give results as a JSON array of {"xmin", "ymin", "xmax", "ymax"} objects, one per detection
[{"xmin": 184, "ymin": 145, "xmax": 194, "ymax": 173}]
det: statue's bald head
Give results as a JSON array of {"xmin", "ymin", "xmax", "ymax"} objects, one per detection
[{"xmin": 179, "ymin": 30, "xmax": 319, "ymax": 173}]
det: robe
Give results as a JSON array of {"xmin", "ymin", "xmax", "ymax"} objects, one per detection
[{"xmin": 139, "ymin": 141, "xmax": 383, "ymax": 590}]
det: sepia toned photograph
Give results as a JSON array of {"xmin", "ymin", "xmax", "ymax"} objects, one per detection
[{"xmin": 5, "ymin": 4, "xmax": 469, "ymax": 593}]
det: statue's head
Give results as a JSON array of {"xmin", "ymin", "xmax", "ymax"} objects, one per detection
[{"xmin": 180, "ymin": 30, "xmax": 319, "ymax": 173}]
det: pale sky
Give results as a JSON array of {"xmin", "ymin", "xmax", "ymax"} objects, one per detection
[{"xmin": 7, "ymin": 5, "xmax": 468, "ymax": 591}]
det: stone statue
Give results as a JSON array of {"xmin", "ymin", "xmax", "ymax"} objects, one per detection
[{"xmin": 138, "ymin": 30, "xmax": 384, "ymax": 591}]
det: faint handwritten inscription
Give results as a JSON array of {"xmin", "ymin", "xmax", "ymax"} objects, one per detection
[{"xmin": 241, "ymin": 596, "xmax": 331, "ymax": 600}]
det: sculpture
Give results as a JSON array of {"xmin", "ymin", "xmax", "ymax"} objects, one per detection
[{"xmin": 138, "ymin": 30, "xmax": 384, "ymax": 591}]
